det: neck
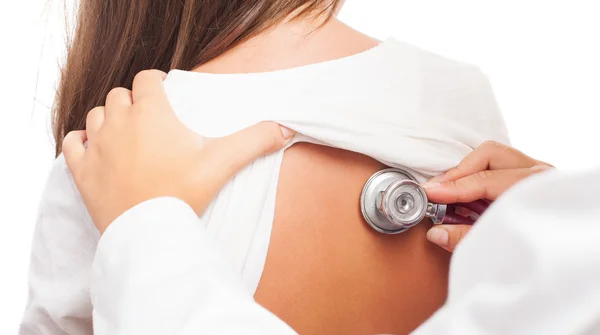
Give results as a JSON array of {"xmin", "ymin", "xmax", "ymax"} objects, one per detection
[{"xmin": 193, "ymin": 18, "xmax": 380, "ymax": 74}]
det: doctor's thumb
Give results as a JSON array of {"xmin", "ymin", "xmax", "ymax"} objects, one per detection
[
  {"xmin": 426, "ymin": 224, "xmax": 472, "ymax": 252},
  {"xmin": 210, "ymin": 122, "xmax": 296, "ymax": 177}
]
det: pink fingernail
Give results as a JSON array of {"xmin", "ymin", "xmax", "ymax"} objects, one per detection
[
  {"xmin": 279, "ymin": 126, "xmax": 296, "ymax": 140},
  {"xmin": 421, "ymin": 182, "xmax": 441, "ymax": 189},
  {"xmin": 428, "ymin": 174, "xmax": 445, "ymax": 183},
  {"xmin": 427, "ymin": 228, "xmax": 449, "ymax": 247}
]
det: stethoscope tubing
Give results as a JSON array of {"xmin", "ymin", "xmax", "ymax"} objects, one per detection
[{"xmin": 442, "ymin": 200, "xmax": 490, "ymax": 225}]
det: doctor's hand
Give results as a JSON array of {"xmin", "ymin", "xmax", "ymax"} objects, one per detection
[
  {"xmin": 423, "ymin": 141, "xmax": 553, "ymax": 252},
  {"xmin": 62, "ymin": 70, "xmax": 295, "ymax": 234}
]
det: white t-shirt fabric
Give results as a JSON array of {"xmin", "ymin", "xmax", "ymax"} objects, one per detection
[
  {"xmin": 20, "ymin": 38, "xmax": 509, "ymax": 334},
  {"xmin": 89, "ymin": 168, "xmax": 600, "ymax": 335}
]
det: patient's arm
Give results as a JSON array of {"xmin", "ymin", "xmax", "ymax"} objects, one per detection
[{"xmin": 255, "ymin": 143, "xmax": 451, "ymax": 335}]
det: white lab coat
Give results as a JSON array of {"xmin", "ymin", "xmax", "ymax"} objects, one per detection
[{"xmin": 90, "ymin": 167, "xmax": 600, "ymax": 334}]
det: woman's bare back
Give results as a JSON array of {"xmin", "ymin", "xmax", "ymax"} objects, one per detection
[{"xmin": 255, "ymin": 143, "xmax": 451, "ymax": 334}]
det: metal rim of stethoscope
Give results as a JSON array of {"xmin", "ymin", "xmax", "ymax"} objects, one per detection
[{"xmin": 360, "ymin": 168, "xmax": 426, "ymax": 234}]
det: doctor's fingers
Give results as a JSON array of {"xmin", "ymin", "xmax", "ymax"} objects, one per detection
[
  {"xmin": 63, "ymin": 130, "xmax": 88, "ymax": 177},
  {"xmin": 206, "ymin": 122, "xmax": 296, "ymax": 187},
  {"xmin": 85, "ymin": 107, "xmax": 105, "ymax": 138},
  {"xmin": 131, "ymin": 70, "xmax": 168, "ymax": 104},
  {"xmin": 430, "ymin": 141, "xmax": 552, "ymax": 183},
  {"xmin": 427, "ymin": 224, "xmax": 472, "ymax": 252},
  {"xmin": 424, "ymin": 165, "xmax": 553, "ymax": 203},
  {"xmin": 104, "ymin": 87, "xmax": 133, "ymax": 121}
]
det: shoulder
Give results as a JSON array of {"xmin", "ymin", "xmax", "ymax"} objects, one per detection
[
  {"xmin": 45, "ymin": 154, "xmax": 77, "ymax": 192},
  {"xmin": 24, "ymin": 155, "xmax": 98, "ymax": 332},
  {"xmin": 38, "ymin": 154, "xmax": 98, "ymax": 240},
  {"xmin": 382, "ymin": 38, "xmax": 490, "ymax": 91},
  {"xmin": 42, "ymin": 154, "xmax": 82, "ymax": 207},
  {"xmin": 380, "ymin": 39, "xmax": 510, "ymax": 145}
]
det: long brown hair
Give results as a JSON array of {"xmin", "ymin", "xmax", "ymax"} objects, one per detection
[{"xmin": 53, "ymin": 0, "xmax": 340, "ymax": 155}]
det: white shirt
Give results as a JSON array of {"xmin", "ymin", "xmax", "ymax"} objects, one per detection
[
  {"xmin": 20, "ymin": 38, "xmax": 509, "ymax": 333},
  {"xmin": 91, "ymin": 168, "xmax": 600, "ymax": 335}
]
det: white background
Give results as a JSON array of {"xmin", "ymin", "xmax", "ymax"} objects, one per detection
[{"xmin": 1, "ymin": 0, "xmax": 598, "ymax": 333}]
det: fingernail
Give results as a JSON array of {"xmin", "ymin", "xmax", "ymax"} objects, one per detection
[
  {"xmin": 427, "ymin": 227, "xmax": 449, "ymax": 247},
  {"xmin": 428, "ymin": 174, "xmax": 445, "ymax": 183},
  {"xmin": 421, "ymin": 182, "xmax": 441, "ymax": 189},
  {"xmin": 531, "ymin": 164, "xmax": 554, "ymax": 173},
  {"xmin": 280, "ymin": 126, "xmax": 296, "ymax": 140}
]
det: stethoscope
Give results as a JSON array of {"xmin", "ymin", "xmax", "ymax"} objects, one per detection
[{"xmin": 360, "ymin": 168, "xmax": 490, "ymax": 234}]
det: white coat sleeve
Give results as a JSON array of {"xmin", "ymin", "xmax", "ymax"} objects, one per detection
[
  {"xmin": 20, "ymin": 156, "xmax": 97, "ymax": 335},
  {"xmin": 413, "ymin": 168, "xmax": 600, "ymax": 335},
  {"xmin": 91, "ymin": 197, "xmax": 297, "ymax": 335}
]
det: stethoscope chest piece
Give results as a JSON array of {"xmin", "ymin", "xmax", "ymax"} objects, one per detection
[{"xmin": 361, "ymin": 168, "xmax": 446, "ymax": 234}]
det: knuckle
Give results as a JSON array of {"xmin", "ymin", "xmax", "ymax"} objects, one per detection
[
  {"xmin": 259, "ymin": 122, "xmax": 284, "ymax": 152},
  {"xmin": 445, "ymin": 166, "xmax": 463, "ymax": 178},
  {"xmin": 503, "ymin": 143, "xmax": 522, "ymax": 156},
  {"xmin": 106, "ymin": 87, "xmax": 118, "ymax": 101},
  {"xmin": 62, "ymin": 133, "xmax": 74, "ymax": 150},
  {"xmin": 269, "ymin": 124, "xmax": 285, "ymax": 148},
  {"xmin": 444, "ymin": 179, "xmax": 459, "ymax": 189},
  {"xmin": 88, "ymin": 106, "xmax": 102, "ymax": 115},
  {"xmin": 477, "ymin": 140, "xmax": 511, "ymax": 155},
  {"xmin": 63, "ymin": 130, "xmax": 75, "ymax": 142},
  {"xmin": 268, "ymin": 132, "xmax": 280, "ymax": 152},
  {"xmin": 86, "ymin": 106, "xmax": 102, "ymax": 122},
  {"xmin": 445, "ymin": 167, "xmax": 459, "ymax": 175},
  {"xmin": 134, "ymin": 69, "xmax": 163, "ymax": 85},
  {"xmin": 480, "ymin": 140, "xmax": 501, "ymax": 149},
  {"xmin": 63, "ymin": 130, "xmax": 82, "ymax": 148},
  {"xmin": 134, "ymin": 69, "xmax": 153, "ymax": 82},
  {"xmin": 479, "ymin": 140, "xmax": 508, "ymax": 155},
  {"xmin": 106, "ymin": 87, "xmax": 126, "ymax": 105},
  {"xmin": 476, "ymin": 169, "xmax": 495, "ymax": 181}
]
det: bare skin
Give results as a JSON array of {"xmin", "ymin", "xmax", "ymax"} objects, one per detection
[
  {"xmin": 195, "ymin": 17, "xmax": 452, "ymax": 334},
  {"xmin": 255, "ymin": 144, "xmax": 450, "ymax": 334}
]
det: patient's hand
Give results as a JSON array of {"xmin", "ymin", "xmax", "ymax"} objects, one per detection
[{"xmin": 423, "ymin": 141, "xmax": 553, "ymax": 252}]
